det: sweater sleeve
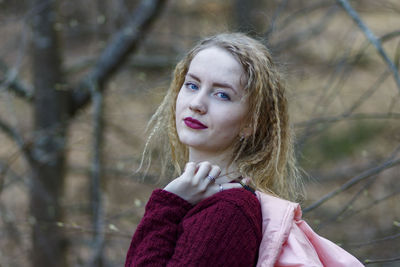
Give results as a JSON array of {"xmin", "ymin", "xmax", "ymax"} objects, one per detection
[
  {"xmin": 125, "ymin": 188, "xmax": 262, "ymax": 267},
  {"xmin": 168, "ymin": 188, "xmax": 262, "ymax": 267},
  {"xmin": 125, "ymin": 189, "xmax": 193, "ymax": 267}
]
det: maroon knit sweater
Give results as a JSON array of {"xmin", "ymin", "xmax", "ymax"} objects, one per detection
[{"xmin": 125, "ymin": 188, "xmax": 262, "ymax": 266}]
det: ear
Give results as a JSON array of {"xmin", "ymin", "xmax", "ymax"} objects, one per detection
[{"xmin": 240, "ymin": 125, "xmax": 252, "ymax": 138}]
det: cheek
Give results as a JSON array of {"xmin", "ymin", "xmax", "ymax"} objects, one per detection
[
  {"xmin": 175, "ymin": 89, "xmax": 187, "ymax": 112},
  {"xmin": 175, "ymin": 92, "xmax": 183, "ymax": 117},
  {"xmin": 220, "ymin": 106, "xmax": 248, "ymax": 129},
  {"xmin": 217, "ymin": 113, "xmax": 246, "ymax": 136}
]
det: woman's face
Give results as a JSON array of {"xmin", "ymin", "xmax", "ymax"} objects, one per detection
[{"xmin": 175, "ymin": 46, "xmax": 249, "ymax": 155}]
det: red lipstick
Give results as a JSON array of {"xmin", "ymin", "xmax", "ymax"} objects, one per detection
[{"xmin": 183, "ymin": 117, "xmax": 208, "ymax": 130}]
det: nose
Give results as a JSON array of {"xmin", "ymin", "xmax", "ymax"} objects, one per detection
[{"xmin": 189, "ymin": 90, "xmax": 207, "ymax": 114}]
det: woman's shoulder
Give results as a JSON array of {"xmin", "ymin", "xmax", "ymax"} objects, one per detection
[
  {"xmin": 188, "ymin": 188, "xmax": 262, "ymax": 227},
  {"xmin": 213, "ymin": 187, "xmax": 260, "ymax": 209}
]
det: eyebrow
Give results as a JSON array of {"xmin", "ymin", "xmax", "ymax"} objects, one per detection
[{"xmin": 186, "ymin": 73, "xmax": 238, "ymax": 94}]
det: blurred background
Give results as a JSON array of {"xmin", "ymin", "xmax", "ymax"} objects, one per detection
[{"xmin": 0, "ymin": 0, "xmax": 399, "ymax": 266}]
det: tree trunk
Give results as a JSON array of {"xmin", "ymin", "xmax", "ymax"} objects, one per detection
[{"xmin": 30, "ymin": 0, "xmax": 69, "ymax": 266}]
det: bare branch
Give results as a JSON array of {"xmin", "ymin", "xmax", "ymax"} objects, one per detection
[
  {"xmin": 273, "ymin": 6, "xmax": 338, "ymax": 52},
  {"xmin": 66, "ymin": 54, "xmax": 176, "ymax": 76},
  {"xmin": 336, "ymin": 0, "xmax": 400, "ymax": 92},
  {"xmin": 294, "ymin": 66, "xmax": 394, "ymax": 130},
  {"xmin": 303, "ymin": 156, "xmax": 400, "ymax": 213},
  {"xmin": 364, "ymin": 256, "xmax": 400, "ymax": 265},
  {"xmin": 314, "ymin": 138, "xmax": 397, "ymax": 224},
  {"xmin": 0, "ymin": 150, "xmax": 26, "ymax": 194},
  {"xmin": 88, "ymin": 82, "xmax": 106, "ymax": 267},
  {"xmin": 69, "ymin": 163, "xmax": 160, "ymax": 185},
  {"xmin": 296, "ymin": 29, "xmax": 400, "ymax": 146},
  {"xmin": 277, "ymin": 1, "xmax": 333, "ymax": 32},
  {"xmin": 53, "ymin": 221, "xmax": 132, "ymax": 239},
  {"xmin": 0, "ymin": 118, "xmax": 30, "ymax": 156},
  {"xmin": 346, "ymin": 188, "xmax": 400, "ymax": 220},
  {"xmin": 70, "ymin": 0, "xmax": 167, "ymax": 116},
  {"xmin": 264, "ymin": 0, "xmax": 289, "ymax": 39},
  {"xmin": 295, "ymin": 112, "xmax": 400, "ymax": 128},
  {"xmin": 381, "ymin": 30, "xmax": 400, "ymax": 44},
  {"xmin": 395, "ymin": 40, "xmax": 400, "ymax": 68},
  {"xmin": 348, "ymin": 232, "xmax": 400, "ymax": 248},
  {"xmin": 295, "ymin": 66, "xmax": 390, "ymax": 150},
  {"xmin": 0, "ymin": 60, "xmax": 34, "ymax": 101},
  {"xmin": 318, "ymin": 176, "xmax": 377, "ymax": 229}
]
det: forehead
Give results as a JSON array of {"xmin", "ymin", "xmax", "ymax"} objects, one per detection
[{"xmin": 188, "ymin": 47, "xmax": 245, "ymax": 87}]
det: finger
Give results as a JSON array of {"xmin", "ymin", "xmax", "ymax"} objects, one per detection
[
  {"xmin": 241, "ymin": 176, "xmax": 251, "ymax": 184},
  {"xmin": 184, "ymin": 162, "xmax": 196, "ymax": 176},
  {"xmin": 208, "ymin": 182, "xmax": 242, "ymax": 195},
  {"xmin": 198, "ymin": 165, "xmax": 221, "ymax": 192},
  {"xmin": 215, "ymin": 174, "xmax": 238, "ymax": 184},
  {"xmin": 205, "ymin": 165, "xmax": 221, "ymax": 184},
  {"xmin": 220, "ymin": 182, "xmax": 243, "ymax": 191},
  {"xmin": 193, "ymin": 161, "xmax": 211, "ymax": 185}
]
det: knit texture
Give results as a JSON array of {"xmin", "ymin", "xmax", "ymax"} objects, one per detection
[{"xmin": 125, "ymin": 188, "xmax": 262, "ymax": 266}]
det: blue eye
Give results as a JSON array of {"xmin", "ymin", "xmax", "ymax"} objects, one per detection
[
  {"xmin": 216, "ymin": 92, "xmax": 231, "ymax": 101},
  {"xmin": 185, "ymin": 82, "xmax": 198, "ymax": 90}
]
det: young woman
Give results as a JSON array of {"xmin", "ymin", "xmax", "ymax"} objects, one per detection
[{"xmin": 125, "ymin": 33, "xmax": 303, "ymax": 266}]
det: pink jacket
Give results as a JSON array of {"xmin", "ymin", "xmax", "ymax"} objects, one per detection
[{"xmin": 255, "ymin": 191, "xmax": 364, "ymax": 267}]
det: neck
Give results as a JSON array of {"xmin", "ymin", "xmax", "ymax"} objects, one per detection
[{"xmin": 188, "ymin": 148, "xmax": 241, "ymax": 182}]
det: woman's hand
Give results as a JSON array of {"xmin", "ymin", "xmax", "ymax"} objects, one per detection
[{"xmin": 163, "ymin": 161, "xmax": 242, "ymax": 205}]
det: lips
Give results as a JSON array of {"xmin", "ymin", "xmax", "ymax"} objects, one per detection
[{"xmin": 183, "ymin": 117, "xmax": 208, "ymax": 130}]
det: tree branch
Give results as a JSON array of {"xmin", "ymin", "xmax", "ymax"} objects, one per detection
[
  {"xmin": 295, "ymin": 29, "xmax": 400, "ymax": 148},
  {"xmin": 303, "ymin": 156, "xmax": 400, "ymax": 213},
  {"xmin": 264, "ymin": 0, "xmax": 289, "ymax": 39},
  {"xmin": 53, "ymin": 221, "xmax": 132, "ymax": 239},
  {"xmin": 0, "ymin": 151, "xmax": 25, "ymax": 194},
  {"xmin": 364, "ymin": 256, "xmax": 400, "ymax": 265},
  {"xmin": 295, "ymin": 112, "xmax": 400, "ymax": 128},
  {"xmin": 88, "ymin": 82, "xmax": 106, "ymax": 267},
  {"xmin": 336, "ymin": 0, "xmax": 400, "ymax": 93},
  {"xmin": 0, "ymin": 118, "xmax": 30, "ymax": 155},
  {"xmin": 272, "ymin": 6, "xmax": 338, "ymax": 52},
  {"xmin": 317, "ymin": 176, "xmax": 377, "ymax": 229},
  {"xmin": 345, "ymin": 188, "xmax": 400, "ymax": 220},
  {"xmin": 277, "ymin": 1, "xmax": 333, "ymax": 33},
  {"xmin": 68, "ymin": 163, "xmax": 160, "ymax": 185},
  {"xmin": 348, "ymin": 232, "xmax": 400, "ymax": 248},
  {"xmin": 70, "ymin": 0, "xmax": 166, "ymax": 116},
  {"xmin": 0, "ymin": 60, "xmax": 34, "ymax": 101}
]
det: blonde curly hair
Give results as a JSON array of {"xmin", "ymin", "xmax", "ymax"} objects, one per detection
[{"xmin": 141, "ymin": 33, "xmax": 303, "ymax": 201}]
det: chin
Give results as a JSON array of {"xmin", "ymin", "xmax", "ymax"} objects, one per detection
[{"xmin": 179, "ymin": 138, "xmax": 204, "ymax": 148}]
